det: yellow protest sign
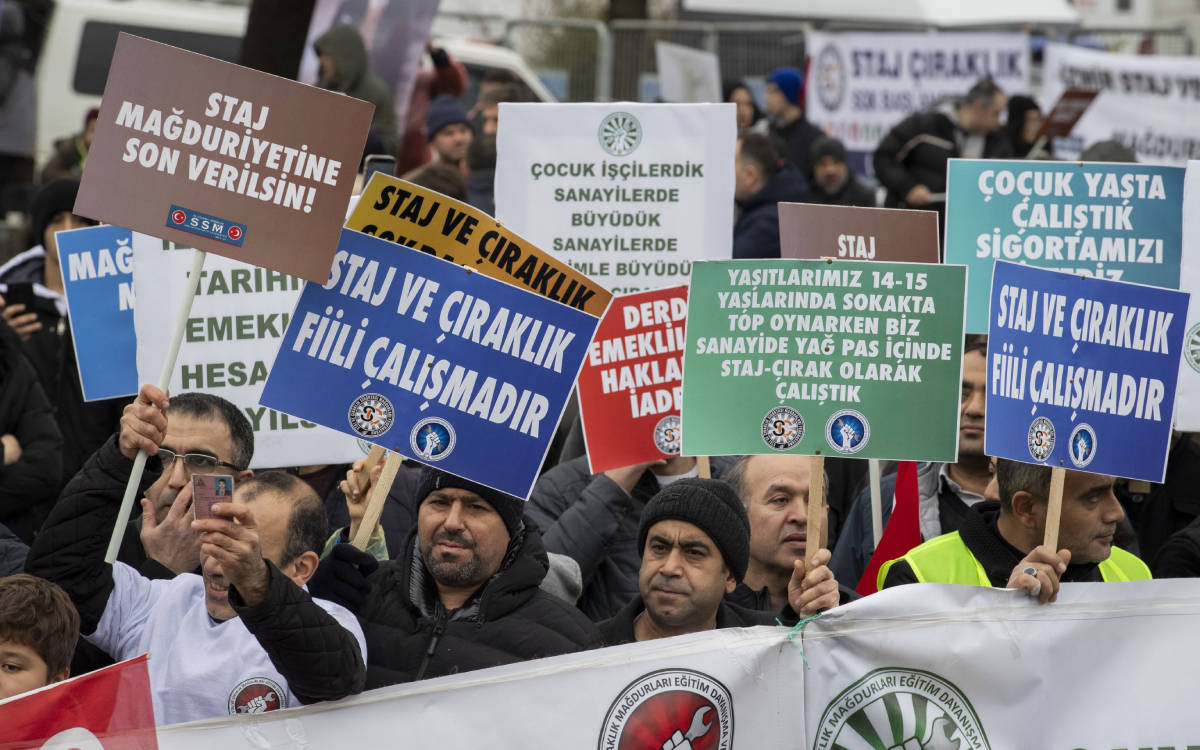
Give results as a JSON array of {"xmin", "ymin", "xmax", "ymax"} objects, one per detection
[{"xmin": 348, "ymin": 173, "xmax": 611, "ymax": 317}]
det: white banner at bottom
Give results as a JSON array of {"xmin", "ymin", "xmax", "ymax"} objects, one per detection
[{"xmin": 151, "ymin": 580, "xmax": 1200, "ymax": 748}]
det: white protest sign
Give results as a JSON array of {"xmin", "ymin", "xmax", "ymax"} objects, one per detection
[
  {"xmin": 1042, "ymin": 42, "xmax": 1200, "ymax": 165},
  {"xmin": 806, "ymin": 31, "xmax": 1029, "ymax": 158},
  {"xmin": 494, "ymin": 103, "xmax": 735, "ymax": 295},
  {"xmin": 136, "ymin": 580, "xmax": 1200, "ymax": 748},
  {"xmin": 654, "ymin": 41, "xmax": 721, "ymax": 103},
  {"xmin": 1175, "ymin": 161, "xmax": 1200, "ymax": 429},
  {"xmin": 132, "ymin": 234, "xmax": 365, "ymax": 468}
]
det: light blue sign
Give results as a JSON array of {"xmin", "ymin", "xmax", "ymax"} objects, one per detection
[
  {"xmin": 57, "ymin": 225, "xmax": 137, "ymax": 401},
  {"xmin": 261, "ymin": 229, "xmax": 600, "ymax": 499},
  {"xmin": 985, "ymin": 261, "xmax": 1188, "ymax": 482},
  {"xmin": 945, "ymin": 159, "xmax": 1185, "ymax": 332}
]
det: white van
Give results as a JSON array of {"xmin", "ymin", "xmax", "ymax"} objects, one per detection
[{"xmin": 34, "ymin": 0, "xmax": 553, "ymax": 164}]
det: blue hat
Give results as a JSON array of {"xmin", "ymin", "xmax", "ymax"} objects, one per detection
[
  {"xmin": 426, "ymin": 94, "xmax": 471, "ymax": 140},
  {"xmin": 767, "ymin": 67, "xmax": 804, "ymax": 106}
]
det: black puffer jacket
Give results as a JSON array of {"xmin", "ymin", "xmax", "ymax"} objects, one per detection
[
  {"xmin": 357, "ymin": 522, "xmax": 603, "ymax": 688},
  {"xmin": 527, "ymin": 456, "xmax": 736, "ymax": 621},
  {"xmin": 873, "ymin": 107, "xmax": 1013, "ymax": 209},
  {"xmin": 733, "ymin": 163, "xmax": 810, "ymax": 259},
  {"xmin": 600, "ymin": 595, "xmax": 776, "ymax": 646},
  {"xmin": 26, "ymin": 436, "xmax": 366, "ymax": 702},
  {"xmin": 0, "ymin": 324, "xmax": 62, "ymax": 542}
]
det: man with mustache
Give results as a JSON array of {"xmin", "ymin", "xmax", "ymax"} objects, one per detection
[
  {"xmin": 319, "ymin": 467, "xmax": 603, "ymax": 687},
  {"xmin": 601, "ymin": 478, "xmax": 840, "ymax": 644},
  {"xmin": 880, "ymin": 459, "xmax": 1150, "ymax": 601}
]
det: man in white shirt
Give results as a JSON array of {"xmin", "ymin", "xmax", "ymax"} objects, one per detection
[{"xmin": 27, "ymin": 385, "xmax": 367, "ymax": 724}]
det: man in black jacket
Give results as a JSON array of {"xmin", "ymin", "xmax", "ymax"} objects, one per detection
[
  {"xmin": 318, "ymin": 467, "xmax": 603, "ymax": 688},
  {"xmin": 733, "ymin": 133, "xmax": 809, "ymax": 259},
  {"xmin": 601, "ymin": 478, "xmax": 839, "ymax": 645},
  {"xmin": 527, "ymin": 454, "xmax": 735, "ymax": 621},
  {"xmin": 25, "ymin": 385, "xmax": 366, "ymax": 722},
  {"xmin": 873, "ymin": 78, "xmax": 1012, "ymax": 216},
  {"xmin": 808, "ymin": 136, "xmax": 876, "ymax": 208}
]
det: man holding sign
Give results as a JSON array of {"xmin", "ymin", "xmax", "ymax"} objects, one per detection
[{"xmin": 880, "ymin": 458, "xmax": 1148, "ymax": 601}]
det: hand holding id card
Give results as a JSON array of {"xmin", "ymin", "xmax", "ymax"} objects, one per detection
[{"xmin": 192, "ymin": 473, "xmax": 234, "ymax": 520}]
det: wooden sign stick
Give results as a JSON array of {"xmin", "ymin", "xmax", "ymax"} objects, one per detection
[
  {"xmin": 355, "ymin": 445, "xmax": 387, "ymax": 499},
  {"xmin": 696, "ymin": 455, "xmax": 711, "ymax": 479},
  {"xmin": 1043, "ymin": 466, "xmax": 1066, "ymax": 550},
  {"xmin": 351, "ymin": 450, "xmax": 403, "ymax": 550},
  {"xmin": 809, "ymin": 455, "xmax": 827, "ymax": 553}
]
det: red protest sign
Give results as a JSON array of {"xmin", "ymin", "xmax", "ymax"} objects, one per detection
[
  {"xmin": 76, "ymin": 34, "xmax": 373, "ymax": 283},
  {"xmin": 577, "ymin": 287, "xmax": 688, "ymax": 474},
  {"xmin": 0, "ymin": 654, "xmax": 157, "ymax": 750},
  {"xmin": 1035, "ymin": 88, "xmax": 1099, "ymax": 141}
]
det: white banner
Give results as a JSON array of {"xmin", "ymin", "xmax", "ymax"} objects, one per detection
[
  {"xmin": 1042, "ymin": 43, "xmax": 1200, "ymax": 166},
  {"xmin": 133, "ymin": 235, "xmax": 366, "ymax": 469},
  {"xmin": 805, "ymin": 31, "xmax": 1030, "ymax": 156},
  {"xmin": 1175, "ymin": 161, "xmax": 1200, "ymax": 430},
  {"xmin": 138, "ymin": 580, "xmax": 1200, "ymax": 747},
  {"xmin": 494, "ymin": 103, "xmax": 735, "ymax": 295},
  {"xmin": 655, "ymin": 42, "xmax": 722, "ymax": 104}
]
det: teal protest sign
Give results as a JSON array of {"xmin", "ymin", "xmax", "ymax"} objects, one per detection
[
  {"xmin": 944, "ymin": 159, "xmax": 1184, "ymax": 332},
  {"xmin": 680, "ymin": 260, "xmax": 966, "ymax": 461}
]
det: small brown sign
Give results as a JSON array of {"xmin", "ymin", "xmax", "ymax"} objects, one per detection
[
  {"xmin": 76, "ymin": 34, "xmax": 373, "ymax": 283},
  {"xmin": 1035, "ymin": 88, "xmax": 1099, "ymax": 141},
  {"xmin": 778, "ymin": 203, "xmax": 939, "ymax": 263}
]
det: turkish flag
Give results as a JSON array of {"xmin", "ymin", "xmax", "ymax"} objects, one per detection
[
  {"xmin": 856, "ymin": 461, "xmax": 923, "ymax": 595},
  {"xmin": 0, "ymin": 654, "xmax": 157, "ymax": 750}
]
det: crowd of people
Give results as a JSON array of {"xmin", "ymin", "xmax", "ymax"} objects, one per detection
[{"xmin": 0, "ymin": 20, "xmax": 1191, "ymax": 735}]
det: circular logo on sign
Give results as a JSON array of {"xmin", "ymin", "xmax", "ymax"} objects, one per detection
[
  {"xmin": 410, "ymin": 417, "xmax": 455, "ymax": 461},
  {"xmin": 825, "ymin": 409, "xmax": 869, "ymax": 454},
  {"xmin": 228, "ymin": 677, "xmax": 287, "ymax": 715},
  {"xmin": 598, "ymin": 669, "xmax": 732, "ymax": 750},
  {"xmin": 598, "ymin": 111, "xmax": 642, "ymax": 156},
  {"xmin": 1068, "ymin": 423, "xmax": 1097, "ymax": 469},
  {"xmin": 348, "ymin": 393, "xmax": 394, "ymax": 438},
  {"xmin": 653, "ymin": 415, "xmax": 682, "ymax": 455},
  {"xmin": 227, "ymin": 225, "xmax": 243, "ymax": 241},
  {"xmin": 1185, "ymin": 323, "xmax": 1200, "ymax": 373},
  {"xmin": 170, "ymin": 210, "xmax": 186, "ymax": 224},
  {"xmin": 813, "ymin": 668, "xmax": 991, "ymax": 750},
  {"xmin": 762, "ymin": 406, "xmax": 804, "ymax": 451},
  {"xmin": 1027, "ymin": 416, "xmax": 1055, "ymax": 462},
  {"xmin": 814, "ymin": 44, "xmax": 846, "ymax": 112}
]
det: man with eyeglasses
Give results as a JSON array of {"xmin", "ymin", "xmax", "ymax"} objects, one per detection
[
  {"xmin": 27, "ymin": 384, "xmax": 367, "ymax": 722},
  {"xmin": 119, "ymin": 386, "xmax": 254, "ymax": 578}
]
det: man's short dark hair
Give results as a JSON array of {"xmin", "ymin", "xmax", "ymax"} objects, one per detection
[
  {"xmin": 0, "ymin": 575, "xmax": 79, "ymax": 678},
  {"xmin": 737, "ymin": 133, "xmax": 781, "ymax": 182},
  {"xmin": 168, "ymin": 393, "xmax": 253, "ymax": 470},
  {"xmin": 996, "ymin": 458, "xmax": 1051, "ymax": 514},
  {"xmin": 963, "ymin": 78, "xmax": 1003, "ymax": 106},
  {"xmin": 480, "ymin": 83, "xmax": 528, "ymax": 107},
  {"xmin": 405, "ymin": 162, "xmax": 469, "ymax": 202},
  {"xmin": 964, "ymin": 334, "xmax": 988, "ymax": 358},
  {"xmin": 237, "ymin": 472, "xmax": 327, "ymax": 565}
]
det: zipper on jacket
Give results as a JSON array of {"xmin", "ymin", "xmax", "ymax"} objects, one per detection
[{"xmin": 415, "ymin": 610, "xmax": 448, "ymax": 681}]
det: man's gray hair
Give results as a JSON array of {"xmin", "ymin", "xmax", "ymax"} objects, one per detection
[{"xmin": 995, "ymin": 458, "xmax": 1051, "ymax": 514}]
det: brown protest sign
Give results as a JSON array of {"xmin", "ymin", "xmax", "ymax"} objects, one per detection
[
  {"xmin": 778, "ymin": 203, "xmax": 939, "ymax": 263},
  {"xmin": 347, "ymin": 172, "xmax": 612, "ymax": 317},
  {"xmin": 1035, "ymin": 88, "xmax": 1099, "ymax": 142},
  {"xmin": 76, "ymin": 34, "xmax": 373, "ymax": 283}
]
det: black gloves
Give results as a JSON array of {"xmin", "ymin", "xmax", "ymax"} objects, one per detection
[{"xmin": 308, "ymin": 543, "xmax": 380, "ymax": 612}]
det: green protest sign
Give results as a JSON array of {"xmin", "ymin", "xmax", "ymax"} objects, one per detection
[{"xmin": 680, "ymin": 260, "xmax": 967, "ymax": 461}]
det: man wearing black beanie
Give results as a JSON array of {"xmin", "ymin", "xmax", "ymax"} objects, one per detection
[
  {"xmin": 313, "ymin": 466, "xmax": 603, "ymax": 687},
  {"xmin": 601, "ymin": 478, "xmax": 839, "ymax": 645}
]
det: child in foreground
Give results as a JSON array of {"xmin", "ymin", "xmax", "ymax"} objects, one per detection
[{"xmin": 0, "ymin": 574, "xmax": 79, "ymax": 700}]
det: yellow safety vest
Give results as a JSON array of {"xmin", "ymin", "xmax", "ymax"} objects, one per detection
[{"xmin": 877, "ymin": 530, "xmax": 1151, "ymax": 590}]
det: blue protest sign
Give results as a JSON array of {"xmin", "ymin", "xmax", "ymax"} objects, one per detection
[
  {"xmin": 945, "ymin": 159, "xmax": 1185, "ymax": 332},
  {"xmin": 260, "ymin": 229, "xmax": 600, "ymax": 499},
  {"xmin": 56, "ymin": 225, "xmax": 137, "ymax": 401},
  {"xmin": 985, "ymin": 261, "xmax": 1189, "ymax": 482}
]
